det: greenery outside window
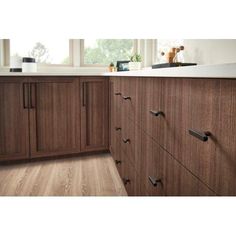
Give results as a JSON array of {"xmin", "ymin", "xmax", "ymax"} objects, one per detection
[
  {"xmin": 80, "ymin": 39, "xmax": 137, "ymax": 66},
  {"xmin": 10, "ymin": 39, "xmax": 72, "ymax": 66}
]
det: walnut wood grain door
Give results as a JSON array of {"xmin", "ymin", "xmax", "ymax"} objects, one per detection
[
  {"xmin": 29, "ymin": 78, "xmax": 80, "ymax": 157},
  {"xmin": 141, "ymin": 77, "xmax": 162, "ymax": 144},
  {"xmin": 161, "ymin": 78, "xmax": 191, "ymax": 161},
  {"xmin": 0, "ymin": 78, "xmax": 29, "ymax": 161},
  {"xmin": 182, "ymin": 79, "xmax": 219, "ymax": 193},
  {"xmin": 140, "ymin": 131, "xmax": 164, "ymax": 196},
  {"xmin": 80, "ymin": 77, "xmax": 109, "ymax": 152},
  {"xmin": 214, "ymin": 79, "xmax": 236, "ymax": 195},
  {"xmin": 120, "ymin": 77, "xmax": 142, "ymax": 126}
]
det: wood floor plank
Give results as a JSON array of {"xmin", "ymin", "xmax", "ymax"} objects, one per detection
[{"xmin": 0, "ymin": 153, "xmax": 127, "ymax": 196}]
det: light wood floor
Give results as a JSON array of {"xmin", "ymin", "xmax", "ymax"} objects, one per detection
[{"xmin": 0, "ymin": 153, "xmax": 127, "ymax": 196}]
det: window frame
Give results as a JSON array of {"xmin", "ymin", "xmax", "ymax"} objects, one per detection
[
  {"xmin": 7, "ymin": 39, "xmax": 73, "ymax": 67},
  {"xmin": 80, "ymin": 39, "xmax": 138, "ymax": 67}
]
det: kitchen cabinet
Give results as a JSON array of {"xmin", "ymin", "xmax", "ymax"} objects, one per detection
[
  {"xmin": 0, "ymin": 76, "xmax": 109, "ymax": 162},
  {"xmin": 111, "ymin": 76, "xmax": 226, "ymax": 196},
  {"xmin": 80, "ymin": 77, "xmax": 109, "ymax": 152},
  {"xmin": 29, "ymin": 77, "xmax": 80, "ymax": 157},
  {"xmin": 0, "ymin": 78, "xmax": 29, "ymax": 160}
]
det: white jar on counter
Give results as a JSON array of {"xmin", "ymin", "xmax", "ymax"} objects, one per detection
[
  {"xmin": 10, "ymin": 55, "xmax": 22, "ymax": 72},
  {"xmin": 22, "ymin": 57, "xmax": 37, "ymax": 72}
]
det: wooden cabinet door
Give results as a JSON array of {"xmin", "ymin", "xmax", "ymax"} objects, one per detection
[
  {"xmin": 29, "ymin": 78, "xmax": 80, "ymax": 157},
  {"xmin": 0, "ymin": 78, "xmax": 29, "ymax": 161},
  {"xmin": 80, "ymin": 77, "xmax": 109, "ymax": 152},
  {"xmin": 141, "ymin": 77, "xmax": 162, "ymax": 143},
  {"xmin": 181, "ymin": 79, "xmax": 219, "ymax": 193},
  {"xmin": 214, "ymin": 79, "xmax": 236, "ymax": 195},
  {"xmin": 161, "ymin": 78, "xmax": 191, "ymax": 161}
]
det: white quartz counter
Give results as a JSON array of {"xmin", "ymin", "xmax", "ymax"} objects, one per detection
[
  {"xmin": 0, "ymin": 72, "xmax": 105, "ymax": 76},
  {"xmin": 0, "ymin": 63, "xmax": 236, "ymax": 78},
  {"xmin": 104, "ymin": 63, "xmax": 236, "ymax": 79}
]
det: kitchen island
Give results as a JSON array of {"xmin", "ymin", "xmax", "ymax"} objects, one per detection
[{"xmin": 1, "ymin": 63, "xmax": 236, "ymax": 196}]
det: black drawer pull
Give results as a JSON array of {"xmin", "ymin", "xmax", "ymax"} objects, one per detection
[
  {"xmin": 115, "ymin": 127, "xmax": 121, "ymax": 131},
  {"xmin": 149, "ymin": 110, "xmax": 165, "ymax": 117},
  {"xmin": 115, "ymin": 92, "xmax": 122, "ymax": 96},
  {"xmin": 148, "ymin": 176, "xmax": 162, "ymax": 187},
  {"xmin": 123, "ymin": 178, "xmax": 131, "ymax": 185},
  {"xmin": 122, "ymin": 138, "xmax": 130, "ymax": 144},
  {"xmin": 122, "ymin": 96, "xmax": 131, "ymax": 100},
  {"xmin": 115, "ymin": 160, "xmax": 122, "ymax": 165},
  {"xmin": 189, "ymin": 129, "xmax": 211, "ymax": 142}
]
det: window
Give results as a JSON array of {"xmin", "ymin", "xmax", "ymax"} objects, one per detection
[
  {"xmin": 10, "ymin": 39, "xmax": 71, "ymax": 65},
  {"xmin": 81, "ymin": 39, "xmax": 136, "ymax": 66},
  {"xmin": 156, "ymin": 39, "xmax": 183, "ymax": 62}
]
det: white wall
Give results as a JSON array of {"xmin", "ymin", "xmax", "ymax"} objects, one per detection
[{"xmin": 183, "ymin": 39, "xmax": 236, "ymax": 65}]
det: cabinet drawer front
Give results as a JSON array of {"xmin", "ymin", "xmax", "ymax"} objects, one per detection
[
  {"xmin": 140, "ymin": 132, "xmax": 164, "ymax": 196},
  {"xmin": 122, "ymin": 159, "xmax": 141, "ymax": 196},
  {"xmin": 112, "ymin": 77, "xmax": 122, "ymax": 110},
  {"xmin": 141, "ymin": 77, "xmax": 162, "ymax": 144},
  {"xmin": 120, "ymin": 118, "xmax": 142, "ymax": 172},
  {"xmin": 121, "ymin": 77, "xmax": 142, "ymax": 125},
  {"xmin": 163, "ymin": 151, "xmax": 215, "ymax": 196},
  {"xmin": 140, "ymin": 130, "xmax": 214, "ymax": 196}
]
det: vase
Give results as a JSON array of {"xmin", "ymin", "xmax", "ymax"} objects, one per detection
[{"xmin": 128, "ymin": 62, "xmax": 141, "ymax": 71}]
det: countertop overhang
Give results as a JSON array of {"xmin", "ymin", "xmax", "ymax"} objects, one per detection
[
  {"xmin": 104, "ymin": 63, "xmax": 236, "ymax": 79},
  {"xmin": 0, "ymin": 63, "xmax": 236, "ymax": 79}
]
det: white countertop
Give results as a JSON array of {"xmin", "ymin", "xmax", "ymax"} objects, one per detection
[
  {"xmin": 0, "ymin": 71, "xmax": 104, "ymax": 76},
  {"xmin": 0, "ymin": 63, "xmax": 236, "ymax": 78},
  {"xmin": 104, "ymin": 63, "xmax": 236, "ymax": 79}
]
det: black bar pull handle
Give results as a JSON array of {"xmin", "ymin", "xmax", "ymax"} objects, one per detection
[
  {"xmin": 189, "ymin": 129, "xmax": 211, "ymax": 142},
  {"xmin": 148, "ymin": 176, "xmax": 162, "ymax": 187},
  {"xmin": 82, "ymin": 82, "xmax": 87, "ymax": 107},
  {"xmin": 122, "ymin": 138, "xmax": 130, "ymax": 144},
  {"xmin": 122, "ymin": 96, "xmax": 131, "ymax": 100},
  {"xmin": 115, "ymin": 160, "xmax": 122, "ymax": 165},
  {"xmin": 23, "ymin": 83, "xmax": 29, "ymax": 109},
  {"xmin": 115, "ymin": 92, "xmax": 121, "ymax": 96},
  {"xmin": 115, "ymin": 127, "xmax": 121, "ymax": 131},
  {"xmin": 150, "ymin": 110, "xmax": 165, "ymax": 117},
  {"xmin": 123, "ymin": 178, "xmax": 131, "ymax": 185},
  {"xmin": 29, "ymin": 83, "xmax": 36, "ymax": 109}
]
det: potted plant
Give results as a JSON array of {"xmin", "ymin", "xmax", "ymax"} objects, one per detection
[
  {"xmin": 109, "ymin": 62, "xmax": 115, "ymax": 72},
  {"xmin": 129, "ymin": 53, "xmax": 142, "ymax": 70}
]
